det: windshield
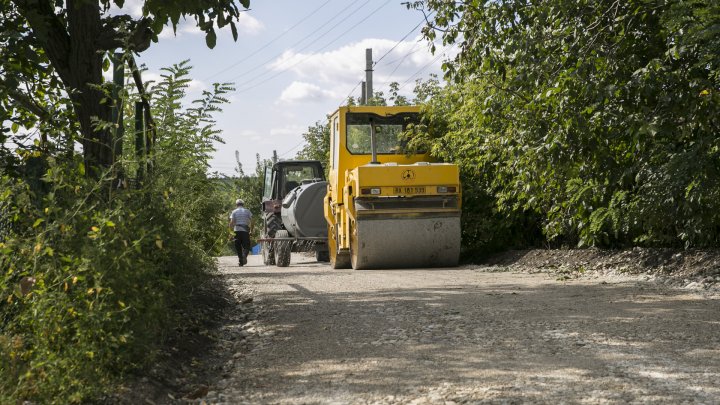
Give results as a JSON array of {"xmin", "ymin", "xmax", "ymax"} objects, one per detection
[
  {"xmin": 280, "ymin": 165, "xmax": 323, "ymax": 197},
  {"xmin": 262, "ymin": 165, "xmax": 273, "ymax": 199},
  {"xmin": 345, "ymin": 112, "xmax": 418, "ymax": 155}
]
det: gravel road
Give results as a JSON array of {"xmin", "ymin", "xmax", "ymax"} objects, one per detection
[{"xmin": 205, "ymin": 254, "xmax": 720, "ymax": 404}]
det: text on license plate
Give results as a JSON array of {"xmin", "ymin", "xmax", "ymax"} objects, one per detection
[{"xmin": 393, "ymin": 186, "xmax": 426, "ymax": 194}]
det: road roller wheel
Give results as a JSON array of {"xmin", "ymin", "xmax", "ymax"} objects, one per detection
[
  {"xmin": 350, "ymin": 221, "xmax": 361, "ymax": 270},
  {"xmin": 274, "ymin": 230, "xmax": 292, "ymax": 267},
  {"xmin": 329, "ymin": 223, "xmax": 350, "ymax": 269}
]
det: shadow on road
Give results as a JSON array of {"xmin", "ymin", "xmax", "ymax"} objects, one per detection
[{"xmin": 220, "ymin": 261, "xmax": 720, "ymax": 403}]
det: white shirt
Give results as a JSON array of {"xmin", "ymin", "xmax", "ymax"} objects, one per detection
[{"xmin": 230, "ymin": 207, "xmax": 252, "ymax": 232}]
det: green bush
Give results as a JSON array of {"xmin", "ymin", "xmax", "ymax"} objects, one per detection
[
  {"xmin": 410, "ymin": 0, "xmax": 720, "ymax": 252},
  {"xmin": 0, "ymin": 61, "xmax": 233, "ymax": 404},
  {"xmin": 0, "ymin": 158, "xmax": 213, "ymax": 403}
]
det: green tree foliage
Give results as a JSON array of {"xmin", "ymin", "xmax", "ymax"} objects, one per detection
[
  {"xmin": 408, "ymin": 0, "xmax": 720, "ymax": 251},
  {"xmin": 0, "ymin": 62, "xmax": 233, "ymax": 404},
  {"xmin": 1, "ymin": 0, "xmax": 250, "ymax": 170},
  {"xmin": 296, "ymin": 121, "xmax": 330, "ymax": 166}
]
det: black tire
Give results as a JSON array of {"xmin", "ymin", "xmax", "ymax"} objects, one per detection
[
  {"xmin": 274, "ymin": 230, "xmax": 292, "ymax": 267},
  {"xmin": 315, "ymin": 249, "xmax": 330, "ymax": 262},
  {"xmin": 263, "ymin": 212, "xmax": 282, "ymax": 265},
  {"xmin": 261, "ymin": 240, "xmax": 274, "ymax": 265}
]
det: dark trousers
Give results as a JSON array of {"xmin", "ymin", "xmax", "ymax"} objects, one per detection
[{"xmin": 234, "ymin": 231, "xmax": 251, "ymax": 263}]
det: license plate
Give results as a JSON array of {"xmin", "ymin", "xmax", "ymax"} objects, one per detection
[{"xmin": 393, "ymin": 186, "xmax": 426, "ymax": 194}]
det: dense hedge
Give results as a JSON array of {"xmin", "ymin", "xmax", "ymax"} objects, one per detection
[{"xmin": 408, "ymin": 0, "xmax": 720, "ymax": 253}]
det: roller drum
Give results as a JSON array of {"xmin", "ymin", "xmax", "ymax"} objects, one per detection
[{"xmin": 351, "ymin": 215, "xmax": 461, "ymax": 269}]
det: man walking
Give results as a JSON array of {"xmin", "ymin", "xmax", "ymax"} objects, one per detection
[{"xmin": 229, "ymin": 199, "xmax": 253, "ymax": 266}]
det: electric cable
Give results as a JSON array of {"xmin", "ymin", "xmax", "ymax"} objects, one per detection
[
  {"xmin": 278, "ymin": 139, "xmax": 306, "ymax": 158},
  {"xmin": 233, "ymin": 0, "xmax": 392, "ymax": 94},
  {"xmin": 372, "ymin": 14, "xmax": 431, "ymax": 68},
  {"xmin": 381, "ymin": 41, "xmax": 422, "ymax": 87},
  {"xmin": 397, "ymin": 43, "xmax": 454, "ymax": 90},
  {"xmin": 337, "ymin": 79, "xmax": 364, "ymax": 106},
  {"xmin": 224, "ymin": 0, "xmax": 373, "ymax": 86}
]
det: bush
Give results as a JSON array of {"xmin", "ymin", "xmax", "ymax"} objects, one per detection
[
  {"xmin": 0, "ymin": 158, "xmax": 214, "ymax": 403},
  {"xmin": 0, "ymin": 61, "xmax": 233, "ymax": 403}
]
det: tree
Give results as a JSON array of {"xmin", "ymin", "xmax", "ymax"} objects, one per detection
[
  {"xmin": 296, "ymin": 121, "xmax": 330, "ymax": 165},
  {"xmin": 408, "ymin": 0, "xmax": 720, "ymax": 249},
  {"xmin": 2, "ymin": 0, "xmax": 250, "ymax": 171}
]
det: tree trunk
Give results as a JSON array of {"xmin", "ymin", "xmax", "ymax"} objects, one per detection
[
  {"xmin": 15, "ymin": 0, "xmax": 115, "ymax": 172},
  {"xmin": 66, "ymin": 0, "xmax": 114, "ymax": 170}
]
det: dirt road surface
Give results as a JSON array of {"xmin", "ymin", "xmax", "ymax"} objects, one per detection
[{"xmin": 205, "ymin": 254, "xmax": 720, "ymax": 404}]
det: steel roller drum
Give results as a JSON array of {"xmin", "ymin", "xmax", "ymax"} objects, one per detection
[{"xmin": 351, "ymin": 215, "xmax": 461, "ymax": 269}]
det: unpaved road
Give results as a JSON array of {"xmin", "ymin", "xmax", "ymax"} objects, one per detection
[{"xmin": 206, "ymin": 254, "xmax": 720, "ymax": 404}]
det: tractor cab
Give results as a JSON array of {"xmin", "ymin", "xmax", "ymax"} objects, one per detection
[{"xmin": 262, "ymin": 160, "xmax": 325, "ymax": 214}]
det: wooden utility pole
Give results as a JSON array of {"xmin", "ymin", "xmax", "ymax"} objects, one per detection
[
  {"xmin": 365, "ymin": 48, "xmax": 373, "ymax": 105},
  {"xmin": 361, "ymin": 81, "xmax": 366, "ymax": 105}
]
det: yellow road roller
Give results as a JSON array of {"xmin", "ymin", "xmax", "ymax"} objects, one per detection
[{"xmin": 324, "ymin": 105, "xmax": 461, "ymax": 269}]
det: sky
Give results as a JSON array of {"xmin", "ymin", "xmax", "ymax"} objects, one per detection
[{"xmin": 112, "ymin": 0, "xmax": 453, "ymax": 176}]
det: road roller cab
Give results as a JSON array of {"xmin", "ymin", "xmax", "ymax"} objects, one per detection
[{"xmin": 324, "ymin": 105, "xmax": 462, "ymax": 269}]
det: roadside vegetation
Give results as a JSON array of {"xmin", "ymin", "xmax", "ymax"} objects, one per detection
[
  {"xmin": 403, "ymin": 0, "xmax": 720, "ymax": 257},
  {"xmin": 0, "ymin": 61, "xmax": 233, "ymax": 404},
  {"xmin": 1, "ymin": 1, "xmax": 250, "ymax": 403}
]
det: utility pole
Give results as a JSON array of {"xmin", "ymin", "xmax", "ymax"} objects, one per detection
[
  {"xmin": 365, "ymin": 48, "xmax": 373, "ymax": 105},
  {"xmin": 360, "ymin": 81, "xmax": 366, "ymax": 105}
]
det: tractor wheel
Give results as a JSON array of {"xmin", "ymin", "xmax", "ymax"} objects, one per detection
[
  {"xmin": 274, "ymin": 230, "xmax": 292, "ymax": 267},
  {"xmin": 315, "ymin": 249, "xmax": 330, "ymax": 262},
  {"xmin": 261, "ymin": 240, "xmax": 274, "ymax": 265},
  {"xmin": 263, "ymin": 213, "xmax": 282, "ymax": 265}
]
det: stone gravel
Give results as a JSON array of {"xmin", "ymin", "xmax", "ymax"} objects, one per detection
[{"xmin": 197, "ymin": 254, "xmax": 720, "ymax": 404}]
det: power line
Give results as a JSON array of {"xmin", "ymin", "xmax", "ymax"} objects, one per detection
[
  {"xmin": 383, "ymin": 45, "xmax": 422, "ymax": 67},
  {"xmin": 397, "ymin": 43, "xmax": 454, "ymax": 90},
  {"xmin": 223, "ymin": 0, "xmax": 373, "ymax": 86},
  {"xmin": 338, "ymin": 79, "xmax": 363, "ymax": 106},
  {"xmin": 372, "ymin": 14, "xmax": 430, "ymax": 68},
  {"xmin": 203, "ymin": 0, "xmax": 333, "ymax": 82},
  {"xmin": 380, "ymin": 41, "xmax": 423, "ymax": 88},
  {"xmin": 234, "ymin": 0, "xmax": 392, "ymax": 94},
  {"xmin": 278, "ymin": 139, "xmax": 306, "ymax": 158},
  {"xmin": 335, "ymin": 15, "xmax": 432, "ymax": 104}
]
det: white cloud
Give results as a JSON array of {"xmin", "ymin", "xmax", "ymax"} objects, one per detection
[
  {"xmin": 237, "ymin": 13, "xmax": 264, "ymax": 36},
  {"xmin": 139, "ymin": 71, "xmax": 162, "ymax": 85},
  {"xmin": 188, "ymin": 79, "xmax": 207, "ymax": 93},
  {"xmin": 268, "ymin": 36, "xmax": 445, "ymax": 89},
  {"xmin": 277, "ymin": 81, "xmax": 335, "ymax": 104},
  {"xmin": 106, "ymin": 0, "xmax": 144, "ymax": 18}
]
